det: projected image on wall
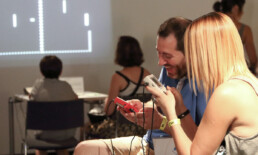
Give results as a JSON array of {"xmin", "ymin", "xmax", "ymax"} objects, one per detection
[{"xmin": 0, "ymin": 0, "xmax": 92, "ymax": 56}]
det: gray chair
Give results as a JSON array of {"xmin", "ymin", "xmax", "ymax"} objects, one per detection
[{"xmin": 23, "ymin": 99, "xmax": 84, "ymax": 155}]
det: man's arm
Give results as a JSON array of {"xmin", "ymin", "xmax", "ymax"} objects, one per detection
[{"xmin": 119, "ymin": 97, "xmax": 197, "ymax": 140}]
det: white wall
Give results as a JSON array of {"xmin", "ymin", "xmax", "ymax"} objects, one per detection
[{"xmin": 0, "ymin": 0, "xmax": 257, "ymax": 154}]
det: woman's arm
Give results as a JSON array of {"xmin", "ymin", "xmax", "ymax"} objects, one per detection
[
  {"xmin": 146, "ymin": 84, "xmax": 235, "ymax": 155},
  {"xmin": 190, "ymin": 87, "xmax": 235, "ymax": 154},
  {"xmin": 170, "ymin": 87, "xmax": 197, "ymax": 140},
  {"xmin": 104, "ymin": 74, "xmax": 122, "ymax": 116}
]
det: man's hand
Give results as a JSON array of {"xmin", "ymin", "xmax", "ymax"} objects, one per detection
[
  {"xmin": 117, "ymin": 99, "xmax": 142, "ymax": 123},
  {"xmin": 118, "ymin": 100, "xmax": 164, "ymax": 129}
]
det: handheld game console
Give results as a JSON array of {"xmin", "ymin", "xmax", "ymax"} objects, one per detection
[{"xmin": 114, "ymin": 97, "xmax": 139, "ymax": 113}]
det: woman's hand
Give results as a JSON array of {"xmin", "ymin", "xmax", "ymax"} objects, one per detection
[
  {"xmin": 169, "ymin": 87, "xmax": 187, "ymax": 115},
  {"xmin": 145, "ymin": 85, "xmax": 176, "ymax": 117}
]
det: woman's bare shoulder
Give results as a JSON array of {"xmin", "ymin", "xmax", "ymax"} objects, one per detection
[
  {"xmin": 210, "ymin": 79, "xmax": 256, "ymax": 108},
  {"xmin": 242, "ymin": 23, "xmax": 253, "ymax": 39}
]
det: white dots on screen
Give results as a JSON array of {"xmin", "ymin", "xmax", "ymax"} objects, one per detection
[
  {"xmin": 62, "ymin": 0, "xmax": 67, "ymax": 14},
  {"xmin": 29, "ymin": 18, "xmax": 36, "ymax": 22},
  {"xmin": 12, "ymin": 14, "xmax": 17, "ymax": 28},
  {"xmin": 84, "ymin": 13, "xmax": 89, "ymax": 26}
]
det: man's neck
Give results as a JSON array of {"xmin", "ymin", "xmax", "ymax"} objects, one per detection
[{"xmin": 175, "ymin": 73, "xmax": 187, "ymax": 80}]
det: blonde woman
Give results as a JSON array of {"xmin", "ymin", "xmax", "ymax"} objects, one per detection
[{"xmin": 146, "ymin": 12, "xmax": 258, "ymax": 154}]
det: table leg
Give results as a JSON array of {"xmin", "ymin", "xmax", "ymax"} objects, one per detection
[{"xmin": 9, "ymin": 97, "xmax": 14, "ymax": 155}]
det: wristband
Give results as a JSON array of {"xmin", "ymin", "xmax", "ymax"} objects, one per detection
[
  {"xmin": 177, "ymin": 109, "xmax": 190, "ymax": 119},
  {"xmin": 168, "ymin": 118, "xmax": 181, "ymax": 127},
  {"xmin": 159, "ymin": 116, "xmax": 167, "ymax": 130}
]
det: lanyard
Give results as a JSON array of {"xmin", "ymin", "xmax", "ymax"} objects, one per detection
[{"xmin": 176, "ymin": 76, "xmax": 187, "ymax": 92}]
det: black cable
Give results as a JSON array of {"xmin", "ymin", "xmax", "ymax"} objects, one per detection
[
  {"xmin": 147, "ymin": 97, "xmax": 155, "ymax": 155},
  {"xmin": 141, "ymin": 87, "xmax": 146, "ymax": 155},
  {"xmin": 99, "ymin": 99, "xmax": 115, "ymax": 155},
  {"xmin": 128, "ymin": 110, "xmax": 137, "ymax": 155},
  {"xmin": 130, "ymin": 86, "xmax": 147, "ymax": 155},
  {"xmin": 110, "ymin": 138, "xmax": 115, "ymax": 155},
  {"xmin": 107, "ymin": 99, "xmax": 115, "ymax": 155},
  {"xmin": 111, "ymin": 85, "xmax": 148, "ymax": 155}
]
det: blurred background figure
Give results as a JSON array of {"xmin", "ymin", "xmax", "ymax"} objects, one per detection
[
  {"xmin": 213, "ymin": 0, "xmax": 258, "ymax": 75},
  {"xmin": 30, "ymin": 55, "xmax": 78, "ymax": 155},
  {"xmin": 104, "ymin": 35, "xmax": 150, "ymax": 116},
  {"xmin": 87, "ymin": 36, "xmax": 150, "ymax": 138}
]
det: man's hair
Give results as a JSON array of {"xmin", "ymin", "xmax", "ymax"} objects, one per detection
[
  {"xmin": 184, "ymin": 12, "xmax": 255, "ymax": 101},
  {"xmin": 40, "ymin": 55, "xmax": 62, "ymax": 79},
  {"xmin": 213, "ymin": 0, "xmax": 245, "ymax": 13},
  {"xmin": 157, "ymin": 17, "xmax": 192, "ymax": 53},
  {"xmin": 115, "ymin": 36, "xmax": 144, "ymax": 67}
]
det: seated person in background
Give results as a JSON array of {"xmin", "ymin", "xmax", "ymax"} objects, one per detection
[
  {"xmin": 87, "ymin": 36, "xmax": 151, "ymax": 138},
  {"xmin": 30, "ymin": 55, "xmax": 78, "ymax": 155},
  {"xmin": 213, "ymin": 0, "xmax": 257, "ymax": 74},
  {"xmin": 104, "ymin": 36, "xmax": 150, "ymax": 116}
]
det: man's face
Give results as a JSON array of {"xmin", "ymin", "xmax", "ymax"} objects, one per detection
[{"xmin": 156, "ymin": 34, "xmax": 186, "ymax": 79}]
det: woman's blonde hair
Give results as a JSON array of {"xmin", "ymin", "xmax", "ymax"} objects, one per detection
[{"xmin": 184, "ymin": 12, "xmax": 256, "ymax": 101}]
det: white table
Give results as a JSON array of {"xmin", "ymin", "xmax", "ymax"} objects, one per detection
[{"xmin": 9, "ymin": 91, "xmax": 107, "ymax": 155}]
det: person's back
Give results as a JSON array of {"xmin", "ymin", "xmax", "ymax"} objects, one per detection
[
  {"xmin": 87, "ymin": 36, "xmax": 150, "ymax": 139},
  {"xmin": 30, "ymin": 55, "xmax": 77, "ymax": 155},
  {"xmin": 105, "ymin": 36, "xmax": 151, "ymax": 116},
  {"xmin": 115, "ymin": 66, "xmax": 150, "ymax": 96},
  {"xmin": 31, "ymin": 78, "xmax": 77, "ymax": 102},
  {"xmin": 221, "ymin": 76, "xmax": 258, "ymax": 154}
]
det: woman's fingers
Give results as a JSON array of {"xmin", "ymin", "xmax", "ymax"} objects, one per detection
[{"xmin": 145, "ymin": 85, "xmax": 163, "ymax": 96}]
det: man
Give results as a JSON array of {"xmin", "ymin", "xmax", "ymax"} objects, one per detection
[{"xmin": 74, "ymin": 17, "xmax": 207, "ymax": 155}]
